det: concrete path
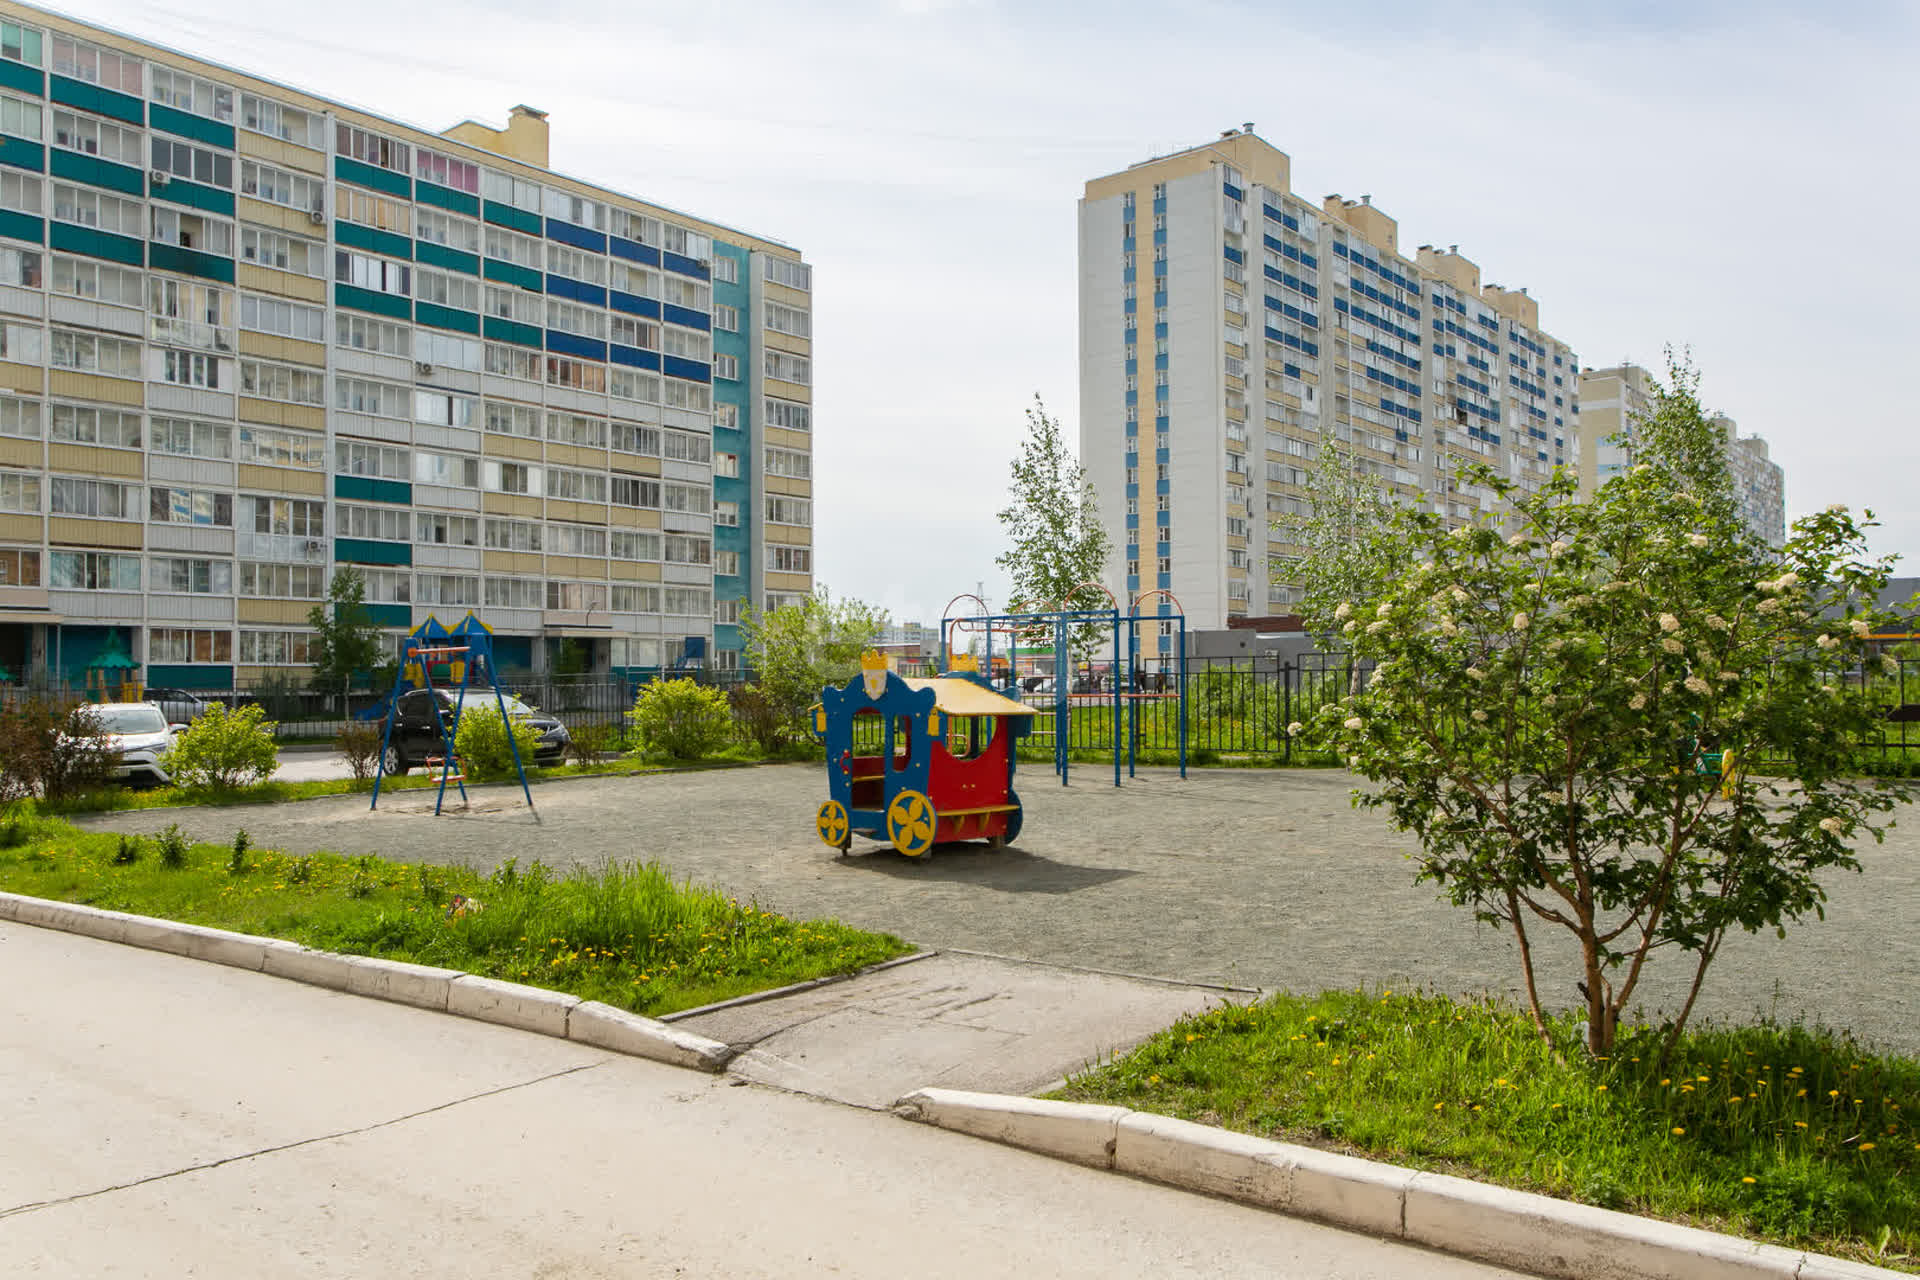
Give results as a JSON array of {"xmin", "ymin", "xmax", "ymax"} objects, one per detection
[
  {"xmin": 672, "ymin": 951, "xmax": 1251, "ymax": 1109},
  {"xmin": 0, "ymin": 920, "xmax": 1527, "ymax": 1280}
]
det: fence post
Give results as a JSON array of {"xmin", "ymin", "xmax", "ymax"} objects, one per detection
[{"xmin": 1283, "ymin": 661, "xmax": 1293, "ymax": 765}]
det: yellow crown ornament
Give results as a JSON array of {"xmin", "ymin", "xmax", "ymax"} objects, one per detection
[
  {"xmin": 860, "ymin": 649, "xmax": 890, "ymax": 701},
  {"xmin": 948, "ymin": 653, "xmax": 980, "ymax": 674}
]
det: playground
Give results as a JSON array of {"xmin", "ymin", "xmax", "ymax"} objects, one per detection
[{"xmin": 71, "ymin": 762, "xmax": 1920, "ymax": 1060}]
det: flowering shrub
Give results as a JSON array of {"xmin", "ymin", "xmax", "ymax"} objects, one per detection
[{"xmin": 1318, "ymin": 369, "xmax": 1917, "ymax": 1060}]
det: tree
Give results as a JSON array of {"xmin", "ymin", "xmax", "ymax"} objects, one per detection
[
  {"xmin": 995, "ymin": 396, "xmax": 1111, "ymax": 646},
  {"xmin": 307, "ymin": 567, "xmax": 388, "ymax": 692},
  {"xmin": 1275, "ymin": 437, "xmax": 1407, "ymax": 644},
  {"xmin": 739, "ymin": 588, "xmax": 889, "ymax": 747},
  {"xmin": 1320, "ymin": 364, "xmax": 1916, "ymax": 1061}
]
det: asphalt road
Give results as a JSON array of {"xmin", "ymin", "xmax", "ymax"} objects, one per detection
[
  {"xmin": 73, "ymin": 764, "xmax": 1920, "ymax": 1056},
  {"xmin": 0, "ymin": 921, "xmax": 1529, "ymax": 1280}
]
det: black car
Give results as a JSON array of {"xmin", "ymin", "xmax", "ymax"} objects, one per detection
[{"xmin": 381, "ymin": 688, "xmax": 570, "ymax": 775}]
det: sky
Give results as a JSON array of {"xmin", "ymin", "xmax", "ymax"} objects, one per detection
[{"xmin": 61, "ymin": 0, "xmax": 1920, "ymax": 626}]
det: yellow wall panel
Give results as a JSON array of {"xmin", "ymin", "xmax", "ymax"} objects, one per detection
[
  {"xmin": 238, "ymin": 398, "xmax": 326, "ymax": 432},
  {"xmin": 237, "ymin": 264, "xmax": 326, "ymax": 303},
  {"xmin": 764, "ymin": 427, "xmax": 811, "ymax": 451},
  {"xmin": 236, "ymin": 135, "xmax": 325, "ymax": 175},
  {"xmin": 0, "ymin": 361, "xmax": 40, "ymax": 394},
  {"xmin": 766, "ymin": 571, "xmax": 811, "ymax": 592},
  {"xmin": 483, "ymin": 434, "xmax": 544, "ymax": 461},
  {"xmin": 481, "ymin": 551, "xmax": 541, "ymax": 576},
  {"xmin": 544, "ymin": 499, "xmax": 605, "ymax": 525},
  {"xmin": 482, "ymin": 494, "xmax": 541, "ymax": 518},
  {"xmin": 764, "ymin": 331, "xmax": 810, "ymax": 357},
  {"xmin": 50, "ymin": 517, "xmax": 140, "ymax": 548},
  {"xmin": 236, "ymin": 600, "xmax": 314, "ymax": 625},
  {"xmin": 237, "ymin": 464, "xmax": 324, "ymax": 495},
  {"xmin": 238, "ymin": 331, "xmax": 325, "ymax": 367},
  {"xmin": 545, "ymin": 555, "xmax": 607, "ymax": 580},
  {"xmin": 237, "ymin": 197, "xmax": 318, "ymax": 236},
  {"xmin": 49, "ymin": 371, "xmax": 139, "ymax": 405},
  {"xmin": 763, "ymin": 377, "xmax": 810, "ymax": 403},
  {"xmin": 607, "ymin": 506, "xmax": 660, "ymax": 529},
  {"xmin": 0, "ymin": 438, "xmax": 38, "ymax": 468},
  {"xmin": 49, "ymin": 443, "xmax": 139, "ymax": 477},
  {"xmin": 0, "ymin": 513, "xmax": 42, "ymax": 542}
]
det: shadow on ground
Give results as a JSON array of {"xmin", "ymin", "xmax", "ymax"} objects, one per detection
[{"xmin": 835, "ymin": 844, "xmax": 1139, "ymax": 895}]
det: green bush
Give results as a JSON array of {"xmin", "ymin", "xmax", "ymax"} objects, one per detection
[
  {"xmin": 0, "ymin": 698, "xmax": 117, "ymax": 804},
  {"xmin": 564, "ymin": 720, "xmax": 618, "ymax": 765},
  {"xmin": 452, "ymin": 704, "xmax": 539, "ymax": 781},
  {"xmin": 629, "ymin": 678, "xmax": 733, "ymax": 762},
  {"xmin": 333, "ymin": 720, "xmax": 383, "ymax": 783},
  {"xmin": 161, "ymin": 702, "xmax": 279, "ymax": 793}
]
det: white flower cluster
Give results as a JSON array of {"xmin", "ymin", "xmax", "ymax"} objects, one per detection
[
  {"xmin": 1816, "ymin": 634, "xmax": 1838, "ymax": 651},
  {"xmin": 1687, "ymin": 533, "xmax": 1710, "ymax": 548},
  {"xmin": 1343, "ymin": 716, "xmax": 1365, "ymax": 731},
  {"xmin": 1512, "ymin": 613, "xmax": 1530, "ymax": 632},
  {"xmin": 1471, "ymin": 709, "xmax": 1489, "ymax": 723},
  {"xmin": 1706, "ymin": 615, "xmax": 1731, "ymax": 632},
  {"xmin": 1662, "ymin": 637, "xmax": 1686, "ymax": 655},
  {"xmin": 1851, "ymin": 619, "xmax": 1871, "ymax": 638},
  {"xmin": 1334, "ymin": 602, "xmax": 1352, "ymax": 621},
  {"xmin": 1549, "ymin": 540, "xmax": 1570, "ymax": 557},
  {"xmin": 1757, "ymin": 571, "xmax": 1802, "ymax": 594},
  {"xmin": 1684, "ymin": 675, "xmax": 1711, "ymax": 695},
  {"xmin": 1659, "ymin": 613, "xmax": 1681, "ymax": 634},
  {"xmin": 1630, "ymin": 693, "xmax": 1647, "ymax": 710},
  {"xmin": 1819, "ymin": 816, "xmax": 1846, "ymax": 835}
]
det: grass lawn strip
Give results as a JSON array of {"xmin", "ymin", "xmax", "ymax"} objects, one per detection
[
  {"xmin": 1052, "ymin": 989, "xmax": 1920, "ymax": 1271},
  {"xmin": 0, "ymin": 813, "xmax": 911, "ymax": 1018}
]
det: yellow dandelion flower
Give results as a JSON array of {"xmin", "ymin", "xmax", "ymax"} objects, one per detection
[
  {"xmin": 1860, "ymin": 1142, "xmax": 1877, "ymax": 1152},
  {"xmin": 1671, "ymin": 1126, "xmax": 1686, "ymax": 1135},
  {"xmin": 1659, "ymin": 1078, "xmax": 1671, "ymax": 1087},
  {"xmin": 1794, "ymin": 1122, "xmax": 1808, "ymax": 1129},
  {"xmin": 1434, "ymin": 1103, "xmax": 1444, "ymax": 1111},
  {"xmin": 1741, "ymin": 1176, "xmax": 1756, "ymax": 1185},
  {"xmin": 1596, "ymin": 1085, "xmax": 1608, "ymax": 1093}
]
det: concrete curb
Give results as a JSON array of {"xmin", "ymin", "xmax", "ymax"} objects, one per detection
[
  {"xmin": 0, "ymin": 890, "xmax": 734, "ymax": 1074},
  {"xmin": 893, "ymin": 1088, "xmax": 1904, "ymax": 1280}
]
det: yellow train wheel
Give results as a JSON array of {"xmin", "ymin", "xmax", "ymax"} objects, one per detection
[
  {"xmin": 885, "ymin": 789, "xmax": 938, "ymax": 858},
  {"xmin": 816, "ymin": 799, "xmax": 850, "ymax": 849}
]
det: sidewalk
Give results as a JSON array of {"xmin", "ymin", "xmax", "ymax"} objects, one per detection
[{"xmin": 0, "ymin": 921, "xmax": 1526, "ymax": 1280}]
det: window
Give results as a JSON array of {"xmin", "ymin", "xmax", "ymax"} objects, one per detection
[
  {"xmin": 149, "ymin": 486, "xmax": 233, "ymax": 527},
  {"xmin": 51, "ymin": 403, "xmax": 142, "ymax": 448},
  {"xmin": 768, "ymin": 545, "xmax": 812, "ymax": 574},
  {"xmin": 50, "ymin": 256, "xmax": 139, "ymax": 306},
  {"xmin": 484, "ymin": 576, "xmax": 541, "ymax": 609},
  {"xmin": 610, "ymin": 529, "xmax": 659, "ymax": 561},
  {"xmin": 240, "ymin": 359, "xmax": 322, "ymax": 404},
  {"xmin": 0, "ymin": 395, "xmax": 38, "ymax": 438},
  {"xmin": 484, "ymin": 343, "xmax": 541, "ymax": 381},
  {"xmin": 545, "ymin": 466, "xmax": 606, "ymax": 502},
  {"xmin": 413, "ymin": 391, "xmax": 478, "ymax": 429},
  {"xmin": 764, "ymin": 301, "xmax": 810, "ymax": 337},
  {"xmin": 713, "ymin": 499, "xmax": 738, "ymax": 527},
  {"xmin": 149, "ymin": 67, "xmax": 233, "ymax": 121},
  {"xmin": 1, "ymin": 22, "xmax": 43, "ymax": 68},
  {"xmin": 765, "ymin": 397, "xmax": 811, "ymax": 432},
  {"xmin": 414, "ymin": 266, "xmax": 480, "ymax": 312},
  {"xmin": 0, "ymin": 469, "xmax": 39, "ymax": 512},
  {"xmin": 765, "ymin": 350, "xmax": 810, "ymax": 384},
  {"xmin": 611, "ymin": 421, "xmax": 659, "ymax": 456},
  {"xmin": 238, "ymin": 629, "xmax": 316, "ymax": 664},
  {"xmin": 661, "ymin": 276, "xmax": 709, "ymax": 311},
  {"xmin": 50, "ymin": 475, "xmax": 134, "ymax": 517},
  {"xmin": 765, "ymin": 446, "xmax": 811, "ymax": 479},
  {"xmin": 609, "ymin": 262, "xmax": 657, "ymax": 298},
  {"xmin": 51, "ymin": 330, "xmax": 139, "ymax": 378},
  {"xmin": 545, "ymin": 298, "xmax": 606, "ymax": 339},
  {"xmin": 663, "ymin": 378, "xmax": 710, "ymax": 412},
  {"xmin": 663, "ymin": 587, "xmax": 709, "ymax": 616},
  {"xmin": 712, "ymin": 353, "xmax": 738, "ymax": 380},
  {"xmin": 547, "ymin": 522, "xmax": 607, "ymax": 557},
  {"xmin": 150, "ymin": 136, "xmax": 234, "ymax": 189},
  {"xmin": 334, "ymin": 439, "xmax": 408, "ymax": 480},
  {"xmin": 415, "ymin": 511, "xmax": 477, "ymax": 546},
  {"xmin": 415, "ymin": 330, "xmax": 482, "ymax": 371},
  {"xmin": 233, "ymin": 424, "xmax": 319, "ymax": 467},
  {"xmin": 242, "ymin": 495, "xmax": 324, "ymax": 538},
  {"xmin": 149, "ymin": 277, "xmax": 231, "ymax": 350},
  {"xmin": 609, "ymin": 368, "xmax": 659, "ymax": 404},
  {"xmin": 661, "ymin": 482, "xmax": 707, "ymax": 513},
  {"xmin": 0, "ymin": 545, "xmax": 39, "ymax": 585},
  {"xmin": 662, "ymin": 430, "xmax": 710, "ymax": 463},
  {"xmin": 545, "ymin": 411, "xmax": 607, "ymax": 447},
  {"xmin": 49, "ymin": 111, "xmax": 138, "ymax": 164},
  {"xmin": 415, "ymin": 573, "xmax": 479, "ymax": 606},
  {"xmin": 241, "ymin": 227, "xmax": 326, "ymax": 277},
  {"xmin": 484, "ymin": 284, "xmax": 542, "ymax": 325},
  {"xmin": 49, "ymin": 550, "xmax": 140, "ymax": 590},
  {"xmin": 713, "ymin": 451, "xmax": 738, "ymax": 478},
  {"xmin": 661, "ymin": 224, "xmax": 710, "ymax": 261},
  {"xmin": 483, "ymin": 225, "xmax": 542, "ymax": 269},
  {"xmin": 609, "ymin": 209, "xmax": 659, "ymax": 245},
  {"xmin": 360, "ymin": 568, "xmax": 411, "ymax": 603},
  {"xmin": 335, "ymin": 184, "xmax": 409, "ymax": 235},
  {"xmin": 545, "ymin": 189, "xmax": 606, "ymax": 229},
  {"xmin": 609, "ymin": 314, "xmax": 657, "ymax": 350},
  {"xmin": 764, "ymin": 257, "xmax": 811, "ymax": 291},
  {"xmin": 485, "ymin": 518, "xmax": 543, "ymax": 552},
  {"xmin": 51, "ymin": 183, "xmax": 140, "ymax": 235},
  {"xmin": 415, "ymin": 148, "xmax": 480, "ymax": 194},
  {"xmin": 149, "ymin": 556, "xmax": 233, "ymax": 594},
  {"xmin": 336, "ymin": 124, "xmax": 409, "ymax": 173},
  {"xmin": 336, "ymin": 502, "xmax": 409, "ymax": 541},
  {"xmin": 545, "ymin": 580, "xmax": 607, "ymax": 612},
  {"xmin": 0, "ymin": 321, "xmax": 41, "ymax": 364},
  {"xmin": 765, "ymin": 495, "xmax": 811, "ymax": 526},
  {"xmin": 240, "ymin": 293, "xmax": 325, "ymax": 343},
  {"xmin": 239, "ymin": 95, "xmax": 324, "ymax": 148},
  {"xmin": 714, "ymin": 402, "xmax": 738, "ymax": 430},
  {"xmin": 710, "ymin": 255, "xmax": 737, "ymax": 284},
  {"xmin": 238, "ymin": 562, "xmax": 324, "ymax": 598},
  {"xmin": 711, "ymin": 303, "xmax": 739, "ymax": 332},
  {"xmin": 0, "ymin": 171, "xmax": 36, "ymax": 221},
  {"xmin": 149, "ymin": 628, "xmax": 233, "ymax": 663},
  {"xmin": 335, "ymin": 312, "xmax": 410, "ymax": 358},
  {"xmin": 713, "ymin": 549, "xmax": 739, "ymax": 576},
  {"xmin": 481, "ymin": 459, "xmax": 539, "ymax": 496},
  {"xmin": 50, "ymin": 37, "xmax": 142, "ymax": 95},
  {"xmin": 544, "ymin": 356, "xmax": 606, "ymax": 392},
  {"xmin": 334, "ymin": 376, "xmax": 409, "ymax": 418},
  {"xmin": 609, "ymin": 475, "xmax": 658, "ymax": 509},
  {"xmin": 414, "ymin": 208, "xmax": 479, "ymax": 253},
  {"xmin": 546, "ymin": 243, "xmax": 606, "ymax": 285},
  {"xmin": 154, "ymin": 347, "xmax": 223, "ymax": 390},
  {"xmin": 483, "ymin": 401, "xmax": 539, "ymax": 438},
  {"xmin": 481, "ymin": 169, "xmax": 542, "ymax": 213},
  {"xmin": 335, "ymin": 250, "xmax": 409, "ymax": 296},
  {"xmin": 611, "ymin": 586, "xmax": 660, "ymax": 615},
  {"xmin": 665, "ymin": 534, "xmax": 710, "ymax": 565}
]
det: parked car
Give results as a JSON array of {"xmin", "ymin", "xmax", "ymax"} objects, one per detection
[
  {"xmin": 380, "ymin": 688, "xmax": 570, "ymax": 775},
  {"xmin": 91, "ymin": 702, "xmax": 183, "ymax": 786},
  {"xmin": 142, "ymin": 686, "xmax": 211, "ymax": 726}
]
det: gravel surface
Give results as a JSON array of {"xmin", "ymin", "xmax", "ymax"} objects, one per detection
[{"xmin": 71, "ymin": 764, "xmax": 1920, "ymax": 1055}]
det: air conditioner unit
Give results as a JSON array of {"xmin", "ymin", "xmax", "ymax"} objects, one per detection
[
  {"xmin": 414, "ymin": 361, "xmax": 434, "ymax": 376},
  {"xmin": 307, "ymin": 208, "xmax": 326, "ymax": 226},
  {"xmin": 149, "ymin": 170, "xmax": 170, "ymax": 186},
  {"xmin": 304, "ymin": 539, "xmax": 323, "ymax": 552}
]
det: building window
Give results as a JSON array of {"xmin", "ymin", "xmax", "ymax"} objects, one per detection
[
  {"xmin": 149, "ymin": 627, "xmax": 232, "ymax": 664},
  {"xmin": 238, "ymin": 629, "xmax": 316, "ymax": 664},
  {"xmin": 150, "ymin": 136, "xmax": 234, "ymax": 188},
  {"xmin": 711, "ymin": 302, "xmax": 739, "ymax": 332},
  {"xmin": 50, "ymin": 550, "xmax": 140, "ymax": 590},
  {"xmin": 710, "ymin": 255, "xmax": 738, "ymax": 284},
  {"xmin": 336, "ymin": 124, "xmax": 410, "ymax": 173},
  {"xmin": 239, "ymin": 94, "xmax": 324, "ymax": 148},
  {"xmin": 713, "ymin": 499, "xmax": 739, "ymax": 527},
  {"xmin": 764, "ymin": 257, "xmax": 810, "ymax": 291},
  {"xmin": 712, "ymin": 353, "xmax": 738, "ymax": 380},
  {"xmin": 768, "ymin": 545, "xmax": 811, "ymax": 574}
]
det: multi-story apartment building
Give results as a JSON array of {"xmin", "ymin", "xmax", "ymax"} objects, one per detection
[
  {"xmin": 1078, "ymin": 129, "xmax": 1579, "ymax": 645},
  {"xmin": 0, "ymin": 1, "xmax": 812, "ymax": 692},
  {"xmin": 1578, "ymin": 362, "xmax": 1784, "ymax": 546}
]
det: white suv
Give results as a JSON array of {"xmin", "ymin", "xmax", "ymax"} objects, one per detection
[{"xmin": 92, "ymin": 702, "xmax": 182, "ymax": 786}]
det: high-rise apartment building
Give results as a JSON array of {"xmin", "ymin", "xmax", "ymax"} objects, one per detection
[
  {"xmin": 1577, "ymin": 362, "xmax": 1784, "ymax": 546},
  {"xmin": 0, "ymin": 0, "xmax": 813, "ymax": 691},
  {"xmin": 1078, "ymin": 130, "xmax": 1579, "ymax": 644}
]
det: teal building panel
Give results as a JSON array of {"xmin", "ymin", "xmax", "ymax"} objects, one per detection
[
  {"xmin": 147, "ymin": 103, "xmax": 235, "ymax": 150},
  {"xmin": 334, "ymin": 537, "xmax": 413, "ymax": 566},
  {"xmin": 333, "ymin": 475, "xmax": 412, "ymax": 504},
  {"xmin": 415, "ymin": 181, "xmax": 480, "ymax": 217},
  {"xmin": 148, "ymin": 242, "xmax": 235, "ymax": 283},
  {"xmin": 144, "ymin": 664, "xmax": 234, "ymax": 691},
  {"xmin": 415, "ymin": 241, "xmax": 478, "ymax": 275},
  {"xmin": 150, "ymin": 177, "xmax": 235, "ymax": 217},
  {"xmin": 335, "ymin": 219, "xmax": 411, "ymax": 259},
  {"xmin": 0, "ymin": 60, "xmax": 42, "ymax": 96},
  {"xmin": 50, "ymin": 148, "xmax": 143, "ymax": 195},
  {"xmin": 482, "ymin": 315, "xmax": 541, "ymax": 347},
  {"xmin": 334, "ymin": 155, "xmax": 410, "ymax": 199},
  {"xmin": 333, "ymin": 282, "xmax": 411, "ymax": 320},
  {"xmin": 0, "ymin": 209, "xmax": 42, "ymax": 244},
  {"xmin": 414, "ymin": 301, "xmax": 480, "ymax": 335},
  {"xmin": 482, "ymin": 257, "xmax": 541, "ymax": 292},
  {"xmin": 48, "ymin": 75, "xmax": 142, "ymax": 125},
  {"xmin": 49, "ymin": 221, "xmax": 142, "ymax": 265},
  {"xmin": 482, "ymin": 200, "xmax": 541, "ymax": 236},
  {"xmin": 0, "ymin": 134, "xmax": 42, "ymax": 171}
]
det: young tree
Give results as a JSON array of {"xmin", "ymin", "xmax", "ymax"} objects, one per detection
[
  {"xmin": 995, "ymin": 396, "xmax": 1112, "ymax": 643},
  {"xmin": 307, "ymin": 567, "xmax": 387, "ymax": 693},
  {"xmin": 739, "ymin": 588, "xmax": 889, "ymax": 746},
  {"xmin": 1274, "ymin": 437, "xmax": 1407, "ymax": 644},
  {"xmin": 1320, "ymin": 368, "xmax": 1916, "ymax": 1061}
]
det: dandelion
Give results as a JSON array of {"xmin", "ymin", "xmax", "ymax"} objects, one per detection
[
  {"xmin": 1434, "ymin": 1103, "xmax": 1444, "ymax": 1111},
  {"xmin": 1596, "ymin": 1085, "xmax": 1608, "ymax": 1093},
  {"xmin": 1741, "ymin": 1176, "xmax": 1756, "ymax": 1184},
  {"xmin": 1685, "ymin": 675, "xmax": 1711, "ymax": 696},
  {"xmin": 1671, "ymin": 1126, "xmax": 1686, "ymax": 1135},
  {"xmin": 1861, "ymin": 1142, "xmax": 1877, "ymax": 1151},
  {"xmin": 1688, "ymin": 533, "xmax": 1710, "ymax": 548},
  {"xmin": 1512, "ymin": 612, "xmax": 1530, "ymax": 631},
  {"xmin": 1659, "ymin": 613, "xmax": 1681, "ymax": 633},
  {"xmin": 1662, "ymin": 637, "xmax": 1686, "ymax": 654},
  {"xmin": 1344, "ymin": 716, "xmax": 1364, "ymax": 731}
]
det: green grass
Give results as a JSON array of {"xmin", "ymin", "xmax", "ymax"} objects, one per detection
[
  {"xmin": 1053, "ymin": 989, "xmax": 1920, "ymax": 1269},
  {"xmin": 0, "ymin": 812, "xmax": 911, "ymax": 1016}
]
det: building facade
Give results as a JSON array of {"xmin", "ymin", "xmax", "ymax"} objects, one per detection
[
  {"xmin": 1078, "ymin": 129, "xmax": 1579, "ymax": 644},
  {"xmin": 1577, "ymin": 362, "xmax": 1784, "ymax": 546},
  {"xmin": 0, "ymin": 0, "xmax": 813, "ymax": 692}
]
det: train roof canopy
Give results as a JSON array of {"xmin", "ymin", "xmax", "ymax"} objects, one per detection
[{"xmin": 902, "ymin": 677, "xmax": 1037, "ymax": 718}]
